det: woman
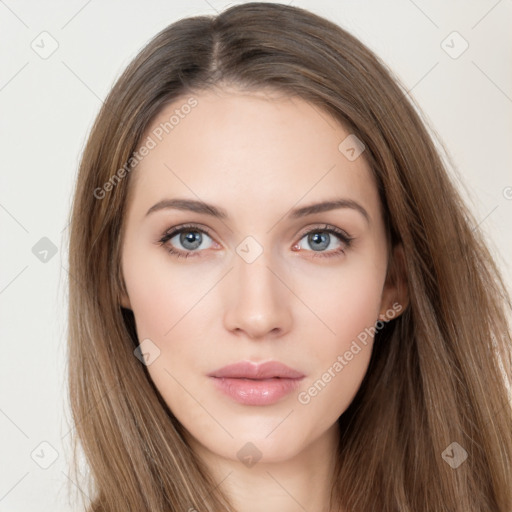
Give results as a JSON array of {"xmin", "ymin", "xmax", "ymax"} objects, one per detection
[{"xmin": 67, "ymin": 3, "xmax": 512, "ymax": 511}]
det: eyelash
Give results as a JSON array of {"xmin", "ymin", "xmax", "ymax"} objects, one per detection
[{"xmin": 156, "ymin": 223, "xmax": 354, "ymax": 260}]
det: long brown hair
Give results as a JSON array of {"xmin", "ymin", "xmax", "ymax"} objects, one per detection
[{"xmin": 66, "ymin": 3, "xmax": 512, "ymax": 510}]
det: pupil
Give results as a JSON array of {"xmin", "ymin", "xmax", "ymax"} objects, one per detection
[
  {"xmin": 309, "ymin": 232, "xmax": 329, "ymax": 251},
  {"xmin": 181, "ymin": 231, "xmax": 202, "ymax": 250}
]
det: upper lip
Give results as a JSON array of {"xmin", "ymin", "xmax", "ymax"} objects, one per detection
[{"xmin": 208, "ymin": 361, "xmax": 305, "ymax": 379}]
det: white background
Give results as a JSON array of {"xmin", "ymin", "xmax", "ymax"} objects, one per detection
[{"xmin": 1, "ymin": 1, "xmax": 511, "ymax": 510}]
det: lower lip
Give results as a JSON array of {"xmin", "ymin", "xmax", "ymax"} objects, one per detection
[{"xmin": 210, "ymin": 376, "xmax": 303, "ymax": 406}]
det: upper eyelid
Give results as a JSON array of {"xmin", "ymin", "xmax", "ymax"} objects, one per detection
[{"xmin": 162, "ymin": 223, "xmax": 213, "ymax": 239}]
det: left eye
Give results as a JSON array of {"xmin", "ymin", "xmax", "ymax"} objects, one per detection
[
  {"xmin": 292, "ymin": 225, "xmax": 353, "ymax": 258},
  {"xmin": 297, "ymin": 231, "xmax": 343, "ymax": 252}
]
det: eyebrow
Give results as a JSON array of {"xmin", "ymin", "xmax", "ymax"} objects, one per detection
[{"xmin": 145, "ymin": 197, "xmax": 370, "ymax": 224}]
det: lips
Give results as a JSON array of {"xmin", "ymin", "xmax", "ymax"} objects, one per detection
[
  {"xmin": 208, "ymin": 361, "xmax": 305, "ymax": 380},
  {"xmin": 208, "ymin": 361, "xmax": 305, "ymax": 406}
]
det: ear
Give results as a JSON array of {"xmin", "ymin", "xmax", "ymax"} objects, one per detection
[
  {"xmin": 120, "ymin": 291, "xmax": 132, "ymax": 310},
  {"xmin": 378, "ymin": 243, "xmax": 409, "ymax": 321},
  {"xmin": 118, "ymin": 276, "xmax": 132, "ymax": 310},
  {"xmin": 117, "ymin": 262, "xmax": 132, "ymax": 309}
]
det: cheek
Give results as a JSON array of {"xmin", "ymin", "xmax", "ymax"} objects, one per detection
[
  {"xmin": 122, "ymin": 252, "xmax": 216, "ymax": 419},
  {"xmin": 292, "ymin": 256, "xmax": 385, "ymax": 414},
  {"xmin": 299, "ymin": 257, "xmax": 385, "ymax": 352},
  {"xmin": 122, "ymin": 246, "xmax": 218, "ymax": 340}
]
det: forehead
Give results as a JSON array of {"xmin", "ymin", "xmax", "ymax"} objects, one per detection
[{"xmin": 127, "ymin": 87, "xmax": 379, "ymax": 220}]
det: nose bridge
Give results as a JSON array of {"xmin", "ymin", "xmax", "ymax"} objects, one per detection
[
  {"xmin": 222, "ymin": 235, "xmax": 293, "ymax": 337},
  {"xmin": 236, "ymin": 244, "xmax": 278, "ymax": 297}
]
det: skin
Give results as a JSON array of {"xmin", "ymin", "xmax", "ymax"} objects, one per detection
[{"xmin": 120, "ymin": 86, "xmax": 406, "ymax": 512}]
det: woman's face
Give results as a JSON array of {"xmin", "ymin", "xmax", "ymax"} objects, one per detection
[{"xmin": 120, "ymin": 87, "xmax": 400, "ymax": 465}]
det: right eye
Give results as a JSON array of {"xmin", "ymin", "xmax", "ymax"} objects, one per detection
[{"xmin": 158, "ymin": 224, "xmax": 217, "ymax": 259}]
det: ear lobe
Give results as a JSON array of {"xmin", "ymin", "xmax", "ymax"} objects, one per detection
[
  {"xmin": 120, "ymin": 294, "xmax": 131, "ymax": 309},
  {"xmin": 117, "ymin": 267, "xmax": 132, "ymax": 309},
  {"xmin": 119, "ymin": 286, "xmax": 132, "ymax": 310},
  {"xmin": 379, "ymin": 243, "xmax": 409, "ymax": 320}
]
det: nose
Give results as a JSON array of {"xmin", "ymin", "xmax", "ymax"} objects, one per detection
[{"xmin": 222, "ymin": 248, "xmax": 293, "ymax": 340}]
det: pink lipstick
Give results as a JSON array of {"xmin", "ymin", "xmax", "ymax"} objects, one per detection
[{"xmin": 208, "ymin": 361, "xmax": 305, "ymax": 406}]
